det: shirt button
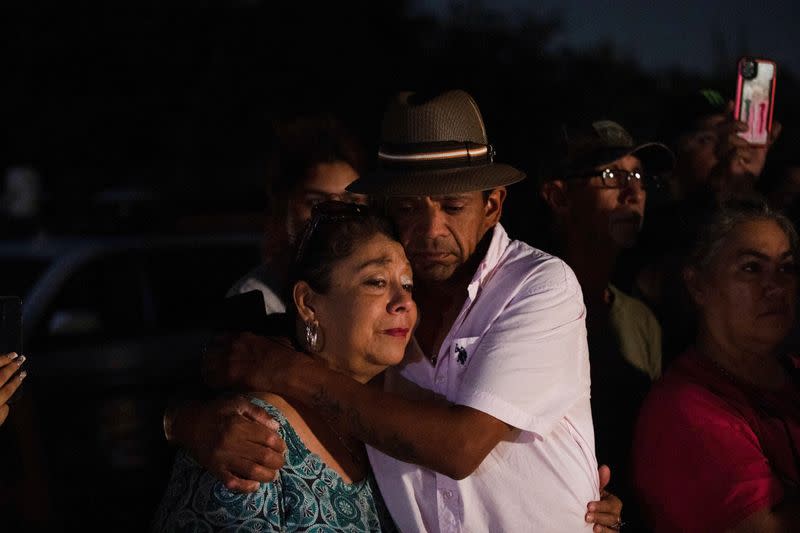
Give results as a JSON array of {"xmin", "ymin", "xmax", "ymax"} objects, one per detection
[
  {"xmin": 443, "ymin": 490, "xmax": 453, "ymax": 499},
  {"xmin": 435, "ymin": 376, "xmax": 446, "ymax": 385}
]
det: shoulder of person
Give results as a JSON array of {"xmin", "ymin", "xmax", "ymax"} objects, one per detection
[
  {"xmin": 499, "ymin": 239, "xmax": 580, "ymax": 292},
  {"xmin": 642, "ymin": 362, "xmax": 751, "ymax": 432},
  {"xmin": 227, "ymin": 263, "xmax": 288, "ymax": 315},
  {"xmin": 609, "ymin": 284, "xmax": 660, "ymax": 326},
  {"xmin": 252, "ymin": 391, "xmax": 291, "ymax": 411},
  {"xmin": 250, "ymin": 392, "xmax": 303, "ymax": 431}
]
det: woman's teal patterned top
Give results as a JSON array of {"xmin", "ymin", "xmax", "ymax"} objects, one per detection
[{"xmin": 153, "ymin": 398, "xmax": 396, "ymax": 532}]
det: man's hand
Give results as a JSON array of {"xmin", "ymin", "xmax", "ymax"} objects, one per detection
[
  {"xmin": 202, "ymin": 332, "xmax": 302, "ymax": 392},
  {"xmin": 169, "ymin": 395, "xmax": 287, "ymax": 492},
  {"xmin": 585, "ymin": 465, "xmax": 624, "ymax": 532}
]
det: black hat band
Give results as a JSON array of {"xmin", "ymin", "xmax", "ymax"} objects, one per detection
[{"xmin": 378, "ymin": 142, "xmax": 495, "ymax": 171}]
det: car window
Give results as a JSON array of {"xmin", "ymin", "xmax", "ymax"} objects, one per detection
[{"xmin": 30, "ymin": 253, "xmax": 147, "ymax": 350}]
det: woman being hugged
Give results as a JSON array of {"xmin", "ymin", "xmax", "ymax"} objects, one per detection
[
  {"xmin": 154, "ymin": 202, "xmax": 415, "ymax": 532},
  {"xmin": 633, "ymin": 195, "xmax": 800, "ymax": 532}
]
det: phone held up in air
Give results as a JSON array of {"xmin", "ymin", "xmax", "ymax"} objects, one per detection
[
  {"xmin": 0, "ymin": 296, "xmax": 24, "ymax": 403},
  {"xmin": 734, "ymin": 57, "xmax": 777, "ymax": 146}
]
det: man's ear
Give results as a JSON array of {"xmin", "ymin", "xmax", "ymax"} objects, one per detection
[
  {"xmin": 682, "ymin": 267, "xmax": 706, "ymax": 306},
  {"xmin": 292, "ymin": 281, "xmax": 318, "ymax": 322},
  {"xmin": 540, "ymin": 180, "xmax": 570, "ymax": 214},
  {"xmin": 484, "ymin": 187, "xmax": 507, "ymax": 226}
]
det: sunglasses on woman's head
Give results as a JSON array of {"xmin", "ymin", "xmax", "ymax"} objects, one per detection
[{"xmin": 295, "ymin": 201, "xmax": 372, "ymax": 263}]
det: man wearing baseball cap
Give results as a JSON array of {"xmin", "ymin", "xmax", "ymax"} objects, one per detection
[
  {"xmin": 174, "ymin": 90, "xmax": 624, "ymax": 531},
  {"xmin": 540, "ymin": 118, "xmax": 674, "ymax": 529}
]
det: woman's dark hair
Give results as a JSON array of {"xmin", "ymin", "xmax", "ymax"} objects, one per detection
[
  {"xmin": 685, "ymin": 194, "xmax": 799, "ymax": 272},
  {"xmin": 286, "ymin": 205, "xmax": 398, "ymax": 298}
]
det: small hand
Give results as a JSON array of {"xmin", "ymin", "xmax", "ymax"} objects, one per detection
[
  {"xmin": 0, "ymin": 352, "xmax": 27, "ymax": 425},
  {"xmin": 586, "ymin": 464, "xmax": 624, "ymax": 532}
]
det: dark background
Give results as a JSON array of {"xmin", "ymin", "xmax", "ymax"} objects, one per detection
[
  {"xmin": 1, "ymin": 1, "xmax": 799, "ymax": 531},
  {"xmin": 3, "ymin": 0, "xmax": 799, "ymax": 236}
]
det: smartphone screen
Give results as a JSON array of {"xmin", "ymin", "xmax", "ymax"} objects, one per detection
[
  {"xmin": 735, "ymin": 58, "xmax": 777, "ymax": 145},
  {"xmin": 0, "ymin": 296, "xmax": 24, "ymax": 403}
]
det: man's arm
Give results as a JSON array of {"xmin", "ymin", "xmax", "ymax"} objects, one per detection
[
  {"xmin": 294, "ymin": 355, "xmax": 510, "ymax": 480},
  {"xmin": 164, "ymin": 338, "xmax": 287, "ymax": 492},
  {"xmin": 209, "ymin": 334, "xmax": 624, "ymax": 526},
  {"xmin": 165, "ymin": 394, "xmax": 287, "ymax": 491},
  {"xmin": 207, "ymin": 263, "xmax": 585, "ymax": 479},
  {"xmin": 207, "ymin": 335, "xmax": 510, "ymax": 480}
]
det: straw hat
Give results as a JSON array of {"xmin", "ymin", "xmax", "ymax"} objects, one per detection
[{"xmin": 347, "ymin": 90, "xmax": 525, "ymax": 196}]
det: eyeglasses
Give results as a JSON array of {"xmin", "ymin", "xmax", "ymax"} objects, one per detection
[
  {"xmin": 568, "ymin": 168, "xmax": 660, "ymax": 189},
  {"xmin": 295, "ymin": 200, "xmax": 371, "ymax": 263}
]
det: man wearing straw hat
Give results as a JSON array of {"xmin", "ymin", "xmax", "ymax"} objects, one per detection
[{"xmin": 175, "ymin": 90, "xmax": 624, "ymax": 532}]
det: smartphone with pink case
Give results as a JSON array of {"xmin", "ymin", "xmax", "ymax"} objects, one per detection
[{"xmin": 734, "ymin": 57, "xmax": 777, "ymax": 146}]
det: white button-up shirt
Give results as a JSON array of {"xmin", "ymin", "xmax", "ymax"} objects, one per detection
[{"xmin": 367, "ymin": 224, "xmax": 599, "ymax": 532}]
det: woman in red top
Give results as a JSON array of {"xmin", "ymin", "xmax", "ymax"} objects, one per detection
[{"xmin": 633, "ymin": 196, "xmax": 800, "ymax": 532}]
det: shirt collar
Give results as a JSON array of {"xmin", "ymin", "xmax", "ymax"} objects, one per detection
[{"xmin": 466, "ymin": 223, "xmax": 510, "ymax": 302}]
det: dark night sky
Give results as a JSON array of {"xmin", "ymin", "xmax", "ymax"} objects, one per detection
[
  {"xmin": 416, "ymin": 0, "xmax": 800, "ymax": 76},
  {"xmin": 4, "ymin": 0, "xmax": 799, "ymax": 229}
]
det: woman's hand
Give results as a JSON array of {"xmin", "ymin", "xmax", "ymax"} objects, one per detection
[
  {"xmin": 586, "ymin": 465, "xmax": 624, "ymax": 532},
  {"xmin": 0, "ymin": 352, "xmax": 27, "ymax": 425}
]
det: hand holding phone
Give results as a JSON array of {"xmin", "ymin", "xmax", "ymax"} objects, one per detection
[
  {"xmin": 0, "ymin": 296, "xmax": 26, "ymax": 412},
  {"xmin": 734, "ymin": 57, "xmax": 777, "ymax": 146},
  {"xmin": 0, "ymin": 353, "xmax": 26, "ymax": 424}
]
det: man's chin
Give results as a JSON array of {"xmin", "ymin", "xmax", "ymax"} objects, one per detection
[
  {"xmin": 610, "ymin": 234, "xmax": 639, "ymax": 248},
  {"xmin": 609, "ymin": 220, "xmax": 642, "ymax": 249},
  {"xmin": 413, "ymin": 262, "xmax": 457, "ymax": 283}
]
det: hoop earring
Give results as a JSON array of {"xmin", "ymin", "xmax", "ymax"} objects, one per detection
[{"xmin": 304, "ymin": 319, "xmax": 324, "ymax": 353}]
